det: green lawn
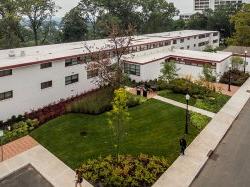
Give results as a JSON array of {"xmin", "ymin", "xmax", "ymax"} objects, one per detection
[
  {"xmin": 158, "ymin": 89, "xmax": 230, "ymax": 113},
  {"xmin": 31, "ymin": 99, "xmax": 201, "ymax": 169}
]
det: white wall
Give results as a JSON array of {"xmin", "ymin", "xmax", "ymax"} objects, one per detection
[{"xmin": 0, "ymin": 60, "xmax": 97, "ymax": 121}]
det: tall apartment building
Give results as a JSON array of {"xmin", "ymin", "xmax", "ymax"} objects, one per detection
[
  {"xmin": 194, "ymin": 0, "xmax": 243, "ymax": 11},
  {"xmin": 0, "ymin": 30, "xmax": 220, "ymax": 121}
]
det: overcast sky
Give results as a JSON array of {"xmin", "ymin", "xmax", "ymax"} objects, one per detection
[{"xmin": 54, "ymin": 0, "xmax": 249, "ymax": 17}]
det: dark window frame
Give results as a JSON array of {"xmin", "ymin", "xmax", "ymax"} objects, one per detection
[
  {"xmin": 0, "ymin": 69, "xmax": 12, "ymax": 77},
  {"xmin": 41, "ymin": 80, "xmax": 52, "ymax": 89},
  {"xmin": 124, "ymin": 63, "xmax": 140, "ymax": 76},
  {"xmin": 0, "ymin": 91, "xmax": 13, "ymax": 101},
  {"xmin": 65, "ymin": 74, "xmax": 79, "ymax": 85},
  {"xmin": 40, "ymin": 62, "xmax": 52, "ymax": 69}
]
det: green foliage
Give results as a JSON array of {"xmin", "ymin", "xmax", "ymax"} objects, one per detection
[
  {"xmin": 3, "ymin": 119, "xmax": 39, "ymax": 144},
  {"xmin": 61, "ymin": 7, "xmax": 88, "ymax": 42},
  {"xmin": 78, "ymin": 154, "xmax": 169, "ymax": 187},
  {"xmin": 220, "ymin": 69, "xmax": 249, "ymax": 86},
  {"xmin": 108, "ymin": 88, "xmax": 130, "ymax": 163},
  {"xmin": 160, "ymin": 61, "xmax": 178, "ymax": 82},
  {"xmin": 231, "ymin": 56, "xmax": 243, "ymax": 70},
  {"xmin": 201, "ymin": 64, "xmax": 216, "ymax": 82},
  {"xmin": 190, "ymin": 112, "xmax": 211, "ymax": 130},
  {"xmin": 228, "ymin": 4, "xmax": 250, "ymax": 46},
  {"xmin": 67, "ymin": 87, "xmax": 144, "ymax": 114},
  {"xmin": 203, "ymin": 45, "xmax": 216, "ymax": 52}
]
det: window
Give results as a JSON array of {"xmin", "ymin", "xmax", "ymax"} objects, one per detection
[
  {"xmin": 0, "ymin": 69, "xmax": 12, "ymax": 77},
  {"xmin": 213, "ymin": 32, "xmax": 218, "ymax": 36},
  {"xmin": 198, "ymin": 41, "xmax": 209, "ymax": 46},
  {"xmin": 205, "ymin": 33, "xmax": 210, "ymax": 37},
  {"xmin": 213, "ymin": 39, "xmax": 218, "ymax": 43},
  {"xmin": 87, "ymin": 69, "xmax": 99, "ymax": 79},
  {"xmin": 194, "ymin": 36, "xmax": 197, "ymax": 39},
  {"xmin": 164, "ymin": 41, "xmax": 170, "ymax": 46},
  {"xmin": 199, "ymin": 34, "xmax": 206, "ymax": 39},
  {"xmin": 124, "ymin": 63, "xmax": 140, "ymax": 76},
  {"xmin": 41, "ymin": 81, "xmax": 52, "ymax": 89},
  {"xmin": 40, "ymin": 62, "xmax": 52, "ymax": 69},
  {"xmin": 65, "ymin": 74, "xmax": 79, "ymax": 85},
  {"xmin": 180, "ymin": 47, "xmax": 184, "ymax": 49},
  {"xmin": 180, "ymin": 38, "xmax": 184, "ymax": 43},
  {"xmin": 194, "ymin": 44, "xmax": 196, "ymax": 47},
  {"xmin": 0, "ymin": 91, "xmax": 13, "ymax": 101},
  {"xmin": 187, "ymin": 45, "xmax": 190, "ymax": 49},
  {"xmin": 173, "ymin": 40, "xmax": 177, "ymax": 44},
  {"xmin": 65, "ymin": 58, "xmax": 79, "ymax": 67}
]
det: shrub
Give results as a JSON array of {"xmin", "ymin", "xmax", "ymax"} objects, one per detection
[
  {"xmin": 220, "ymin": 69, "xmax": 249, "ymax": 86},
  {"xmin": 190, "ymin": 112, "xmax": 211, "ymax": 130},
  {"xmin": 2, "ymin": 119, "xmax": 39, "ymax": 144},
  {"xmin": 79, "ymin": 154, "xmax": 169, "ymax": 187},
  {"xmin": 67, "ymin": 87, "xmax": 114, "ymax": 115}
]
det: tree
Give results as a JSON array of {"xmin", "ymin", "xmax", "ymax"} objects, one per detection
[
  {"xmin": 78, "ymin": 0, "xmax": 103, "ymax": 39},
  {"xmin": 187, "ymin": 12, "xmax": 208, "ymax": 30},
  {"xmin": 231, "ymin": 56, "xmax": 243, "ymax": 70},
  {"xmin": 61, "ymin": 7, "xmax": 88, "ymax": 42},
  {"xmin": 108, "ymin": 88, "xmax": 129, "ymax": 164},
  {"xmin": 203, "ymin": 45, "xmax": 216, "ymax": 52},
  {"xmin": 0, "ymin": 0, "xmax": 23, "ymax": 49},
  {"xmin": 159, "ymin": 60, "xmax": 178, "ymax": 82},
  {"xmin": 140, "ymin": 0, "xmax": 177, "ymax": 33},
  {"xmin": 19, "ymin": 0, "xmax": 57, "ymax": 45},
  {"xmin": 85, "ymin": 23, "xmax": 135, "ymax": 88},
  {"xmin": 201, "ymin": 64, "xmax": 216, "ymax": 82},
  {"xmin": 228, "ymin": 4, "xmax": 250, "ymax": 46}
]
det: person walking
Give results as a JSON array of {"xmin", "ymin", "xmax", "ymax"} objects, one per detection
[
  {"xmin": 180, "ymin": 137, "xmax": 187, "ymax": 155},
  {"xmin": 75, "ymin": 169, "xmax": 83, "ymax": 187}
]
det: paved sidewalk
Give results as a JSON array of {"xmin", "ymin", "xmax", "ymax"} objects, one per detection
[
  {"xmin": 153, "ymin": 95, "xmax": 216, "ymax": 118},
  {"xmin": 0, "ymin": 145, "xmax": 93, "ymax": 187},
  {"xmin": 0, "ymin": 136, "xmax": 38, "ymax": 161},
  {"xmin": 153, "ymin": 78, "xmax": 250, "ymax": 187}
]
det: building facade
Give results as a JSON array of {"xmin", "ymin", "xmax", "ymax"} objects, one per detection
[
  {"xmin": 194, "ymin": 0, "xmax": 243, "ymax": 11},
  {"xmin": 0, "ymin": 30, "xmax": 220, "ymax": 121}
]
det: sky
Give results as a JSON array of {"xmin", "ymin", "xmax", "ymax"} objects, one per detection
[{"xmin": 54, "ymin": 0, "xmax": 193, "ymax": 17}]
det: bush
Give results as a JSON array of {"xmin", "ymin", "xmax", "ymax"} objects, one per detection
[
  {"xmin": 190, "ymin": 112, "xmax": 211, "ymax": 130},
  {"xmin": 67, "ymin": 87, "xmax": 114, "ymax": 115},
  {"xmin": 67, "ymin": 87, "xmax": 145, "ymax": 115},
  {"xmin": 79, "ymin": 154, "xmax": 169, "ymax": 187},
  {"xmin": 220, "ymin": 69, "xmax": 249, "ymax": 86},
  {"xmin": 2, "ymin": 119, "xmax": 39, "ymax": 144}
]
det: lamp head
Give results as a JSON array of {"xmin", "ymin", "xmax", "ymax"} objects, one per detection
[
  {"xmin": 186, "ymin": 94, "xmax": 190, "ymax": 101},
  {"xmin": 245, "ymin": 50, "xmax": 248, "ymax": 54}
]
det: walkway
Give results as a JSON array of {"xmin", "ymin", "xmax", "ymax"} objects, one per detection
[
  {"xmin": 213, "ymin": 82, "xmax": 239, "ymax": 97},
  {"xmin": 0, "ymin": 135, "xmax": 38, "ymax": 161},
  {"xmin": 153, "ymin": 77, "xmax": 250, "ymax": 187},
  {"xmin": 191, "ymin": 98, "xmax": 250, "ymax": 187},
  {"xmin": 153, "ymin": 95, "xmax": 216, "ymax": 118}
]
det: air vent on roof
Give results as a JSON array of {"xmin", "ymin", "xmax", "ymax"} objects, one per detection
[
  {"xmin": 9, "ymin": 50, "xmax": 16, "ymax": 57},
  {"xmin": 20, "ymin": 50, "xmax": 25, "ymax": 57}
]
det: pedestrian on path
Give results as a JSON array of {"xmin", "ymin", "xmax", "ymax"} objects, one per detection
[
  {"xmin": 180, "ymin": 137, "xmax": 187, "ymax": 155},
  {"xmin": 75, "ymin": 169, "xmax": 83, "ymax": 187}
]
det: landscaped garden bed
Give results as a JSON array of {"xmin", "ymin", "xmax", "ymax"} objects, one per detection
[{"xmin": 31, "ymin": 98, "xmax": 210, "ymax": 186}]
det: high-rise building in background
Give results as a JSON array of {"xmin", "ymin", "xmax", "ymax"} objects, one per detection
[{"xmin": 194, "ymin": 0, "xmax": 243, "ymax": 11}]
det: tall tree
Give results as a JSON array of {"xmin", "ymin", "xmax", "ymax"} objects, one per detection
[
  {"xmin": 61, "ymin": 7, "xmax": 88, "ymax": 42},
  {"xmin": 19, "ymin": 0, "xmax": 57, "ymax": 45},
  {"xmin": 187, "ymin": 12, "xmax": 208, "ymax": 30},
  {"xmin": 228, "ymin": 4, "xmax": 250, "ymax": 46},
  {"xmin": 108, "ymin": 88, "xmax": 129, "ymax": 164},
  {"xmin": 140, "ymin": 0, "xmax": 177, "ymax": 33},
  {"xmin": 0, "ymin": 0, "xmax": 23, "ymax": 49}
]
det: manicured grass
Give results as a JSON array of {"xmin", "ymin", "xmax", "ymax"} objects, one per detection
[
  {"xmin": 158, "ymin": 89, "xmax": 230, "ymax": 113},
  {"xmin": 31, "ymin": 99, "xmax": 201, "ymax": 169}
]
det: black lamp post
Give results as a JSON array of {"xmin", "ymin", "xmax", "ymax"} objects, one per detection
[
  {"xmin": 185, "ymin": 94, "xmax": 190, "ymax": 134},
  {"xmin": 228, "ymin": 64, "xmax": 232, "ymax": 92},
  {"xmin": 244, "ymin": 50, "xmax": 248, "ymax": 74}
]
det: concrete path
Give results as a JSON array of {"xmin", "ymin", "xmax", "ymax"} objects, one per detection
[
  {"xmin": 0, "ymin": 136, "xmax": 38, "ymax": 161},
  {"xmin": 153, "ymin": 78, "xmax": 250, "ymax": 187},
  {"xmin": 191, "ymin": 99, "xmax": 250, "ymax": 187},
  {"xmin": 0, "ymin": 145, "xmax": 93, "ymax": 187},
  {"xmin": 153, "ymin": 95, "xmax": 216, "ymax": 118}
]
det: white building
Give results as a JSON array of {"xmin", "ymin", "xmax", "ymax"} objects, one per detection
[
  {"xmin": 194, "ymin": 0, "xmax": 243, "ymax": 11},
  {"xmin": 0, "ymin": 30, "xmax": 220, "ymax": 121},
  {"xmin": 122, "ymin": 47, "xmax": 232, "ymax": 82}
]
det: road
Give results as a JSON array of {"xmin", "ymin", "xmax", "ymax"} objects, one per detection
[{"xmin": 192, "ymin": 99, "xmax": 250, "ymax": 187}]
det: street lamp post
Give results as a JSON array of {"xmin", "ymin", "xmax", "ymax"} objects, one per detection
[
  {"xmin": 185, "ymin": 94, "xmax": 190, "ymax": 134},
  {"xmin": 228, "ymin": 64, "xmax": 232, "ymax": 92},
  {"xmin": 244, "ymin": 50, "xmax": 248, "ymax": 74},
  {"xmin": 0, "ymin": 130, "xmax": 3, "ymax": 162}
]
